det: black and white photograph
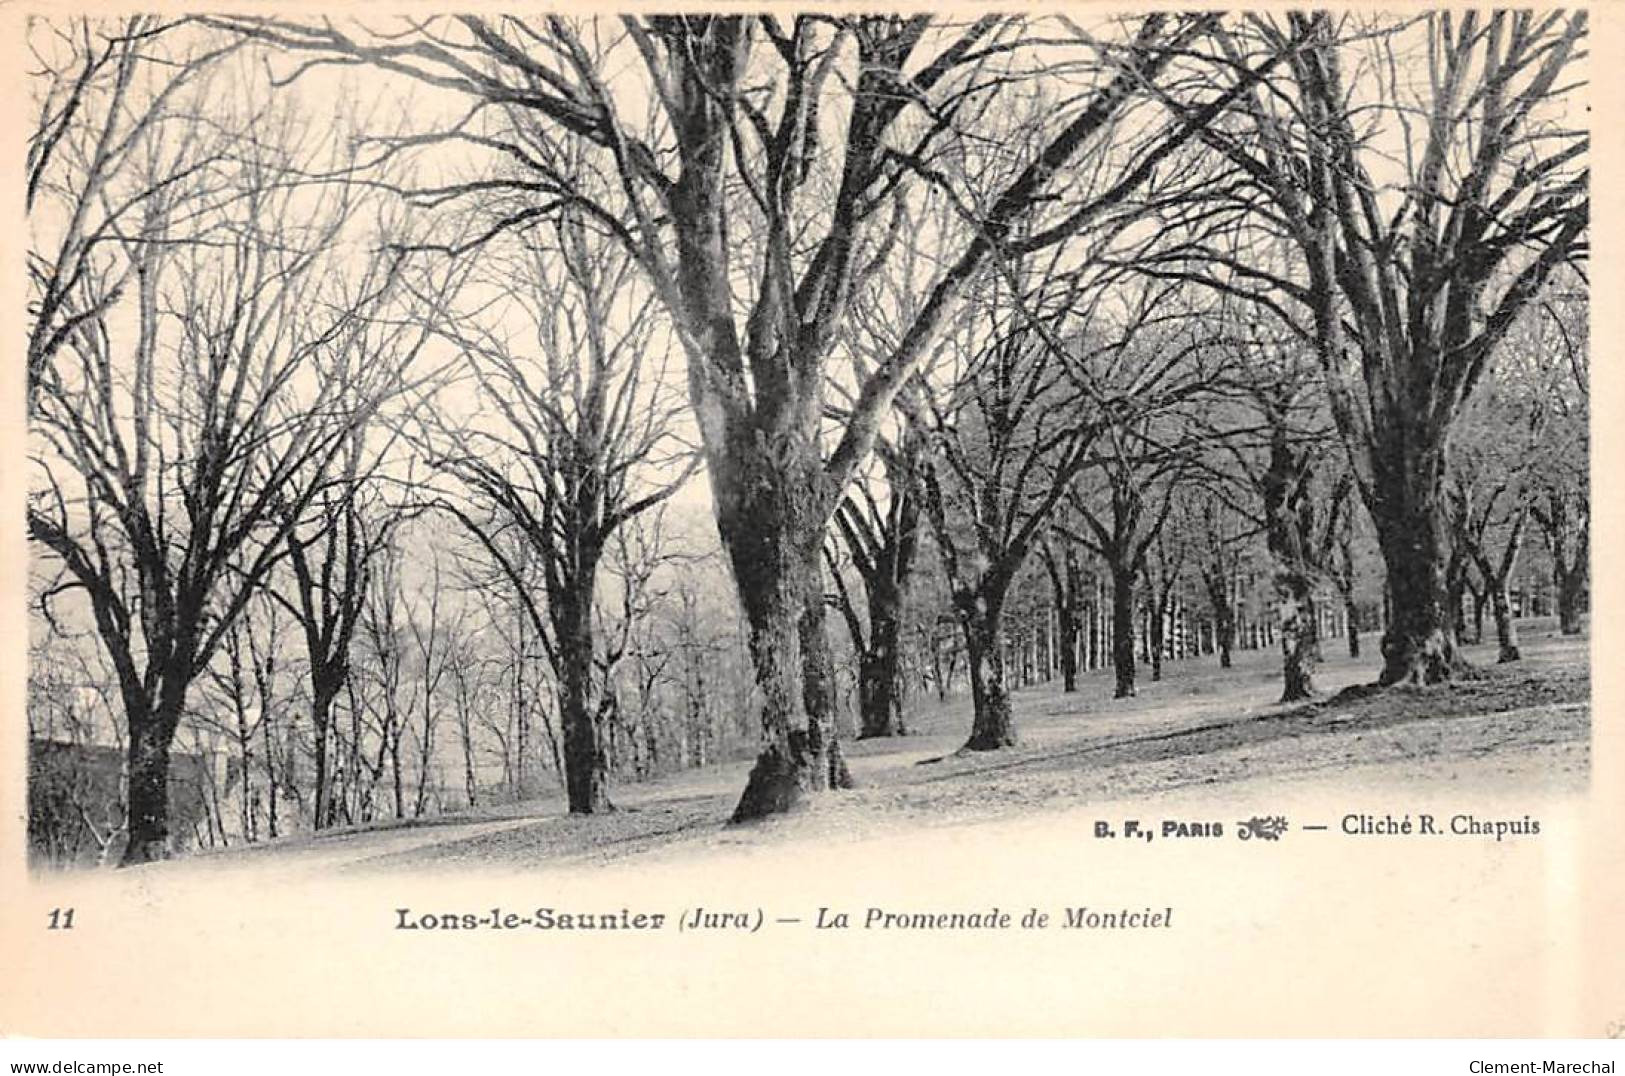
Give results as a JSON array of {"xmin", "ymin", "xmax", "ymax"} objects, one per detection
[{"xmin": 4, "ymin": 3, "xmax": 1617, "ymax": 1044}]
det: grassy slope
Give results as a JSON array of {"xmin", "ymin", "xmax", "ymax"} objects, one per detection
[{"xmin": 169, "ymin": 623, "xmax": 1590, "ymax": 876}]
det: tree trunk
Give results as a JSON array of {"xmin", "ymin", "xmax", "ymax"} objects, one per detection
[
  {"xmin": 121, "ymin": 701, "xmax": 180, "ymax": 866},
  {"xmin": 1277, "ymin": 582, "xmax": 1318, "ymax": 702},
  {"xmin": 857, "ymin": 648, "xmax": 905, "ymax": 738},
  {"xmin": 311, "ymin": 682, "xmax": 338, "ymax": 831},
  {"xmin": 1344, "ymin": 594, "xmax": 1361, "ymax": 658},
  {"xmin": 962, "ymin": 604, "xmax": 1016, "ymax": 750},
  {"xmin": 1556, "ymin": 565, "xmax": 1586, "ymax": 635},
  {"xmin": 389, "ymin": 724, "xmax": 404, "ymax": 820},
  {"xmin": 1490, "ymin": 581, "xmax": 1520, "ymax": 663},
  {"xmin": 1202, "ymin": 570, "xmax": 1235, "ymax": 670},
  {"xmin": 731, "ymin": 576, "xmax": 817, "ymax": 821},
  {"xmin": 725, "ymin": 472, "xmax": 837, "ymax": 822},
  {"xmin": 1148, "ymin": 598, "xmax": 1166, "ymax": 682},
  {"xmin": 1110, "ymin": 564, "xmax": 1138, "ymax": 698},
  {"xmin": 262, "ymin": 714, "xmax": 279, "ymax": 840},
  {"xmin": 1057, "ymin": 603, "xmax": 1079, "ymax": 692},
  {"xmin": 856, "ymin": 580, "xmax": 909, "ymax": 738},
  {"xmin": 558, "ymin": 613, "xmax": 610, "ymax": 814},
  {"xmin": 1370, "ymin": 455, "xmax": 1462, "ymax": 686},
  {"xmin": 799, "ymin": 585, "xmax": 853, "ymax": 789}
]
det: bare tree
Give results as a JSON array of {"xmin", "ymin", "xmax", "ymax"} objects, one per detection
[
  {"xmin": 910, "ymin": 262, "xmax": 1136, "ymax": 747},
  {"xmin": 27, "ymin": 89, "xmax": 427, "ymax": 862},
  {"xmin": 1038, "ymin": 522, "xmax": 1092, "ymax": 694},
  {"xmin": 25, "ymin": 17, "xmax": 240, "ymax": 410},
  {"xmin": 1444, "ymin": 306, "xmax": 1570, "ymax": 662},
  {"xmin": 217, "ymin": 12, "xmax": 1285, "ymax": 819},
  {"xmin": 1214, "ymin": 325, "xmax": 1355, "ymax": 701},
  {"xmin": 421, "ymin": 212, "xmax": 695, "ymax": 814},
  {"xmin": 276, "ymin": 436, "xmax": 402, "ymax": 830},
  {"xmin": 1063, "ymin": 297, "xmax": 1220, "ymax": 700},
  {"xmin": 827, "ymin": 433, "xmax": 925, "ymax": 738},
  {"xmin": 1157, "ymin": 12, "xmax": 1588, "ymax": 684},
  {"xmin": 1191, "ymin": 490, "xmax": 1258, "ymax": 669}
]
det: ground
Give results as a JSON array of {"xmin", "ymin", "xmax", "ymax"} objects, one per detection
[{"xmin": 160, "ymin": 624, "xmax": 1590, "ymax": 877}]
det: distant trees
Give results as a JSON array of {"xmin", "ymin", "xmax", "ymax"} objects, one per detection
[
  {"xmin": 1062, "ymin": 296, "xmax": 1219, "ymax": 699},
  {"xmin": 1527, "ymin": 293, "xmax": 1590, "ymax": 636},
  {"xmin": 1191, "ymin": 491, "xmax": 1255, "ymax": 669},
  {"xmin": 910, "ymin": 262, "xmax": 1115, "ymax": 748},
  {"xmin": 1038, "ymin": 525, "xmax": 1090, "ymax": 693}
]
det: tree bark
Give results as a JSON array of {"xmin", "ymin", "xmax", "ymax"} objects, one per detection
[
  {"xmin": 841, "ymin": 481, "xmax": 919, "ymax": 739},
  {"xmin": 1344, "ymin": 595, "xmax": 1361, "ymax": 658},
  {"xmin": 1148, "ymin": 600, "xmax": 1166, "ymax": 682},
  {"xmin": 311, "ymin": 681, "xmax": 339, "ymax": 830},
  {"xmin": 962, "ymin": 606, "xmax": 1016, "ymax": 750},
  {"xmin": 1534, "ymin": 495, "xmax": 1587, "ymax": 637},
  {"xmin": 730, "ymin": 570, "xmax": 820, "ymax": 821},
  {"xmin": 1556, "ymin": 566, "xmax": 1586, "ymax": 635},
  {"xmin": 121, "ymin": 696, "xmax": 181, "ymax": 866},
  {"xmin": 558, "ymin": 630, "xmax": 610, "ymax": 815},
  {"xmin": 1057, "ymin": 603, "xmax": 1080, "ymax": 692},
  {"xmin": 857, "ymin": 627, "xmax": 907, "ymax": 739},
  {"xmin": 1110, "ymin": 563, "xmax": 1138, "ymax": 698},
  {"xmin": 1490, "ymin": 581, "xmax": 1520, "ymax": 663},
  {"xmin": 725, "ymin": 456, "xmax": 835, "ymax": 821},
  {"xmin": 1371, "ymin": 466, "xmax": 1462, "ymax": 686},
  {"xmin": 1277, "ymin": 582, "xmax": 1318, "ymax": 702},
  {"xmin": 799, "ymin": 585, "xmax": 854, "ymax": 790}
]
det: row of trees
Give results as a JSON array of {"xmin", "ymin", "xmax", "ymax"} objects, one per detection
[{"xmin": 27, "ymin": 12, "xmax": 1588, "ymax": 862}]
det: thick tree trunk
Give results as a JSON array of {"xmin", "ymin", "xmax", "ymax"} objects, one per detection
[
  {"xmin": 1490, "ymin": 582, "xmax": 1520, "ymax": 663},
  {"xmin": 731, "ymin": 576, "xmax": 814, "ymax": 821},
  {"xmin": 1277, "ymin": 582, "xmax": 1319, "ymax": 702},
  {"xmin": 559, "ymin": 646, "xmax": 610, "ymax": 815},
  {"xmin": 1110, "ymin": 564, "xmax": 1138, "ymax": 698},
  {"xmin": 857, "ymin": 647, "xmax": 906, "ymax": 738},
  {"xmin": 1370, "ymin": 454, "xmax": 1462, "ymax": 686},
  {"xmin": 725, "ymin": 488, "xmax": 842, "ymax": 821},
  {"xmin": 549, "ymin": 532, "xmax": 612, "ymax": 815},
  {"xmin": 121, "ymin": 701, "xmax": 180, "ymax": 866},
  {"xmin": 856, "ymin": 583, "xmax": 909, "ymax": 739},
  {"xmin": 799, "ymin": 586, "xmax": 853, "ymax": 790},
  {"xmin": 962, "ymin": 607, "xmax": 1016, "ymax": 750},
  {"xmin": 1556, "ymin": 566, "xmax": 1586, "ymax": 635},
  {"xmin": 1056, "ymin": 604, "xmax": 1080, "ymax": 692},
  {"xmin": 311, "ymin": 682, "xmax": 338, "ymax": 830}
]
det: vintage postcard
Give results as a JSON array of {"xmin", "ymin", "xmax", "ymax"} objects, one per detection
[{"xmin": 1, "ymin": 1, "xmax": 1619, "ymax": 1040}]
